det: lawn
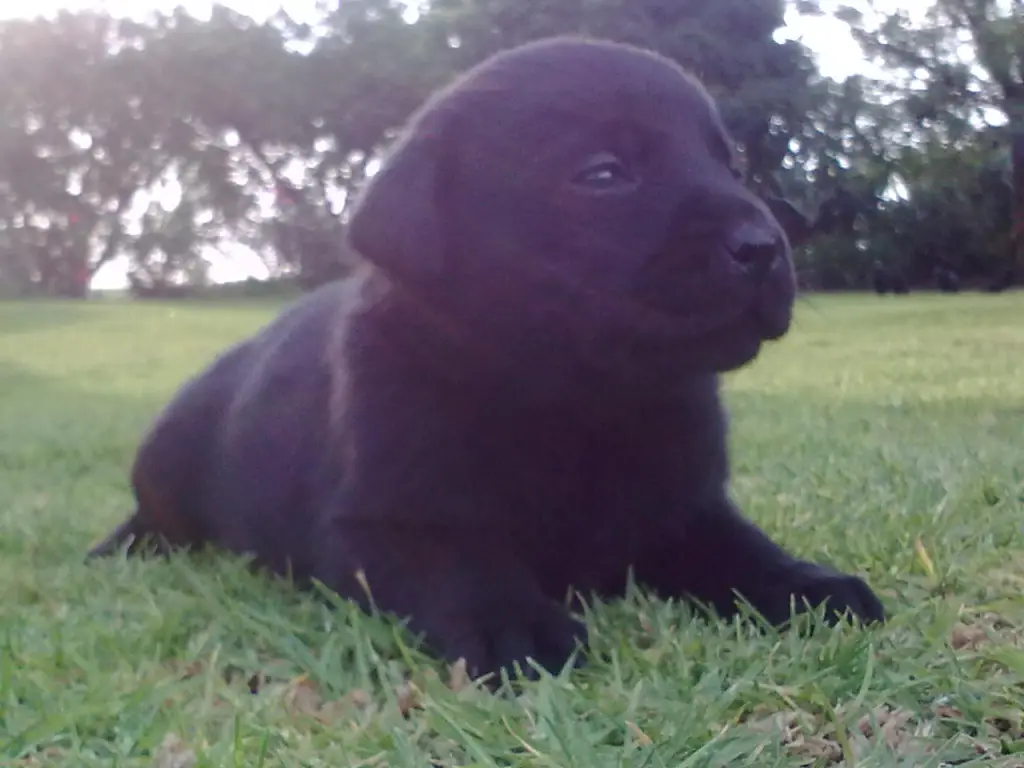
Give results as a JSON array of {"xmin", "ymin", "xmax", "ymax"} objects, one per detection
[{"xmin": 1, "ymin": 292, "xmax": 1022, "ymax": 767}]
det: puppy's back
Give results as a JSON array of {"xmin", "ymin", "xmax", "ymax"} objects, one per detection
[{"xmin": 91, "ymin": 279, "xmax": 358, "ymax": 570}]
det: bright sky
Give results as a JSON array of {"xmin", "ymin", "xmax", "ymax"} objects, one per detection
[{"xmin": 1, "ymin": 0, "xmax": 920, "ymax": 289}]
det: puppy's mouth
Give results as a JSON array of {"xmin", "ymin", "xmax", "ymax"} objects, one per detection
[
  {"xmin": 628, "ymin": 251, "xmax": 794, "ymax": 343},
  {"xmin": 746, "ymin": 267, "xmax": 794, "ymax": 340}
]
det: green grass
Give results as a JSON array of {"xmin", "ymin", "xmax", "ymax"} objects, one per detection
[{"xmin": 1, "ymin": 292, "xmax": 1023, "ymax": 767}]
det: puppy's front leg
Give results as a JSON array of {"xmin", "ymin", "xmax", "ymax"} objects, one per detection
[
  {"xmin": 318, "ymin": 521, "xmax": 588, "ymax": 680},
  {"xmin": 636, "ymin": 500, "xmax": 885, "ymax": 626}
]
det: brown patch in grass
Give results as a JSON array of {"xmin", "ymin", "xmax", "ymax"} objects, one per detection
[
  {"xmin": 745, "ymin": 704, "xmax": 937, "ymax": 763},
  {"xmin": 151, "ymin": 733, "xmax": 197, "ymax": 768}
]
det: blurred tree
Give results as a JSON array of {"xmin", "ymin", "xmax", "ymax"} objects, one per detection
[
  {"xmin": 1, "ymin": 0, "xmax": 1016, "ymax": 295},
  {"xmin": 837, "ymin": 0, "xmax": 1023, "ymax": 277},
  {"xmin": 0, "ymin": 9, "xmax": 261, "ymax": 295}
]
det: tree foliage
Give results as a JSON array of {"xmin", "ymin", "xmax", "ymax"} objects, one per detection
[
  {"xmin": 835, "ymin": 0, "xmax": 1023, "ymax": 275},
  {"xmin": 0, "ymin": 0, "xmax": 1019, "ymax": 297}
]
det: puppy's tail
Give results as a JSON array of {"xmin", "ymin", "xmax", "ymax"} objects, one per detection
[{"xmin": 85, "ymin": 511, "xmax": 159, "ymax": 560}]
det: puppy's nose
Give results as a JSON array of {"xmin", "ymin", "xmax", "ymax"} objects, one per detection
[{"xmin": 726, "ymin": 222, "xmax": 784, "ymax": 280}]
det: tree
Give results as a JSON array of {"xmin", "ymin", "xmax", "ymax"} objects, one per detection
[
  {"xmin": 0, "ymin": 9, "xmax": 262, "ymax": 296},
  {"xmin": 837, "ymin": 0, "xmax": 1023, "ymax": 271}
]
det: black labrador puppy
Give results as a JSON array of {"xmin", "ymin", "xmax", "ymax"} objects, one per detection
[{"xmin": 89, "ymin": 36, "xmax": 885, "ymax": 680}]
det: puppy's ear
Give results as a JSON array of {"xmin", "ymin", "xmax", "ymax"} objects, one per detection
[
  {"xmin": 762, "ymin": 195, "xmax": 814, "ymax": 250},
  {"xmin": 347, "ymin": 119, "xmax": 449, "ymax": 285}
]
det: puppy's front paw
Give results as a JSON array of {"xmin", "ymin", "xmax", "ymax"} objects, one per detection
[
  {"xmin": 429, "ymin": 596, "xmax": 588, "ymax": 681},
  {"xmin": 783, "ymin": 561, "xmax": 886, "ymax": 626}
]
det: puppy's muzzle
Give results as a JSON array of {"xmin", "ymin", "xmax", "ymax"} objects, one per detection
[{"xmin": 726, "ymin": 221, "xmax": 786, "ymax": 282}]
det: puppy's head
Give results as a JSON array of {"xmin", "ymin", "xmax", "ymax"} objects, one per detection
[{"xmin": 348, "ymin": 36, "xmax": 800, "ymax": 383}]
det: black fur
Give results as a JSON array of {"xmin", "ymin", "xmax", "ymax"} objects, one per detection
[{"xmin": 89, "ymin": 36, "xmax": 885, "ymax": 680}]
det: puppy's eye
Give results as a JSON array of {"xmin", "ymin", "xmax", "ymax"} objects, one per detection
[{"xmin": 572, "ymin": 152, "xmax": 634, "ymax": 189}]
